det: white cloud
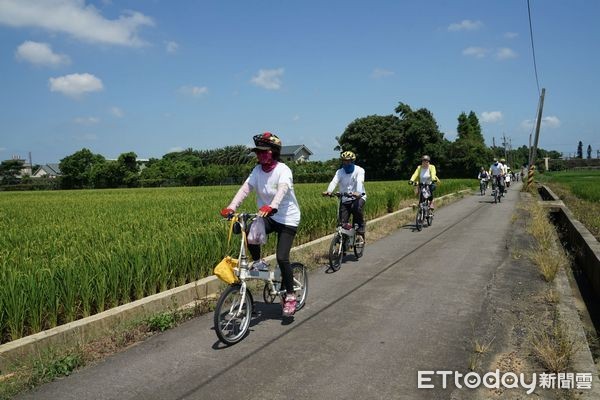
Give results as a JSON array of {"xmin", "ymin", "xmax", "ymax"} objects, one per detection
[
  {"xmin": 179, "ymin": 86, "xmax": 208, "ymax": 97},
  {"xmin": 481, "ymin": 111, "xmax": 503, "ymax": 123},
  {"xmin": 109, "ymin": 106, "xmax": 124, "ymax": 117},
  {"xmin": 448, "ymin": 19, "xmax": 483, "ymax": 32},
  {"xmin": 166, "ymin": 41, "xmax": 179, "ymax": 53},
  {"xmin": 292, "ymin": 115, "xmax": 300, "ymax": 122},
  {"xmin": 73, "ymin": 116, "xmax": 100, "ymax": 125},
  {"xmin": 168, "ymin": 146, "xmax": 184, "ymax": 153},
  {"xmin": 251, "ymin": 68, "xmax": 284, "ymax": 90},
  {"xmin": 543, "ymin": 116, "xmax": 561, "ymax": 128},
  {"xmin": 371, "ymin": 68, "xmax": 394, "ymax": 79},
  {"xmin": 462, "ymin": 47, "xmax": 489, "ymax": 58},
  {"xmin": 0, "ymin": 0, "xmax": 154, "ymax": 47},
  {"xmin": 49, "ymin": 73, "xmax": 103, "ymax": 98},
  {"xmin": 504, "ymin": 32, "xmax": 518, "ymax": 39},
  {"xmin": 15, "ymin": 41, "xmax": 70, "ymax": 66},
  {"xmin": 496, "ymin": 47, "xmax": 517, "ymax": 60},
  {"xmin": 521, "ymin": 116, "xmax": 561, "ymax": 130}
]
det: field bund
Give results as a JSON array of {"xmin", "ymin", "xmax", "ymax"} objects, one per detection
[{"xmin": 0, "ymin": 189, "xmax": 470, "ymax": 368}]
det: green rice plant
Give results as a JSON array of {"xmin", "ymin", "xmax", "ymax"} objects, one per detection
[
  {"xmin": 57, "ymin": 263, "xmax": 79, "ymax": 324},
  {"xmin": 2, "ymin": 271, "xmax": 27, "ymax": 340}
]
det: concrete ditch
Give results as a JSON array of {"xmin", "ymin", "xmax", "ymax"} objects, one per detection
[{"xmin": 538, "ymin": 184, "xmax": 600, "ymax": 397}]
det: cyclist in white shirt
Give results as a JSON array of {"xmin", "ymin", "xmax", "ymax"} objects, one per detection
[
  {"xmin": 220, "ymin": 132, "xmax": 301, "ymax": 317},
  {"xmin": 322, "ymin": 151, "xmax": 367, "ymax": 238},
  {"xmin": 500, "ymin": 158, "xmax": 509, "ymax": 191},
  {"xmin": 489, "ymin": 158, "xmax": 505, "ymax": 196}
]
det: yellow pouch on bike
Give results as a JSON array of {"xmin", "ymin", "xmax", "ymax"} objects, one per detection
[{"xmin": 214, "ymin": 256, "xmax": 239, "ymax": 284}]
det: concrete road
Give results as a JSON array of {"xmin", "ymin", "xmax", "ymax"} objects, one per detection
[{"xmin": 19, "ymin": 183, "xmax": 522, "ymax": 400}]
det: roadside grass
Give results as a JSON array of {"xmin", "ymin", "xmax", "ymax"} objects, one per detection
[
  {"xmin": 469, "ymin": 336, "xmax": 495, "ymax": 371},
  {"xmin": 524, "ymin": 201, "xmax": 570, "ymax": 282},
  {"xmin": 0, "ymin": 299, "xmax": 214, "ymax": 400},
  {"xmin": 530, "ymin": 311, "xmax": 578, "ymax": 373}
]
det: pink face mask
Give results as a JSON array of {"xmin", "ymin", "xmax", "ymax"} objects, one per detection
[
  {"xmin": 256, "ymin": 150, "xmax": 277, "ymax": 172},
  {"xmin": 257, "ymin": 151, "xmax": 273, "ymax": 164}
]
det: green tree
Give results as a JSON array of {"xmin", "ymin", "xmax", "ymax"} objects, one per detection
[
  {"xmin": 336, "ymin": 114, "xmax": 404, "ymax": 180},
  {"xmin": 395, "ymin": 102, "xmax": 449, "ymax": 175},
  {"xmin": 577, "ymin": 141, "xmax": 583, "ymax": 158},
  {"xmin": 59, "ymin": 148, "xmax": 105, "ymax": 189},
  {"xmin": 446, "ymin": 111, "xmax": 491, "ymax": 177},
  {"xmin": 0, "ymin": 159, "xmax": 24, "ymax": 185}
]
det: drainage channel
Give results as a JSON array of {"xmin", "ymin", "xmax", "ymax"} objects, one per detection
[{"xmin": 538, "ymin": 186, "xmax": 600, "ymax": 364}]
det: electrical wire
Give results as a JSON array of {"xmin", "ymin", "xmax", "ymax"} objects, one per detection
[{"xmin": 527, "ymin": 0, "xmax": 541, "ymax": 95}]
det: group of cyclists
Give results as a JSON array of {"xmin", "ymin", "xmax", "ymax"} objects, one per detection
[
  {"xmin": 477, "ymin": 157, "xmax": 518, "ymax": 198},
  {"xmin": 218, "ymin": 132, "xmax": 447, "ymax": 317}
]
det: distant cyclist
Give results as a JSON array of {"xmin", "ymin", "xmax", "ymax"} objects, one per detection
[
  {"xmin": 409, "ymin": 155, "xmax": 439, "ymax": 210},
  {"xmin": 501, "ymin": 158, "xmax": 510, "ymax": 190},
  {"xmin": 478, "ymin": 167, "xmax": 490, "ymax": 190},
  {"xmin": 489, "ymin": 158, "xmax": 505, "ymax": 197},
  {"xmin": 322, "ymin": 151, "xmax": 367, "ymax": 239},
  {"xmin": 220, "ymin": 132, "xmax": 301, "ymax": 317}
]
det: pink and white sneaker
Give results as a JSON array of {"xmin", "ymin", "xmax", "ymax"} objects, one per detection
[{"xmin": 282, "ymin": 294, "xmax": 297, "ymax": 317}]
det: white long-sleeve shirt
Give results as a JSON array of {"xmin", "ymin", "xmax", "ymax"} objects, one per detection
[
  {"xmin": 490, "ymin": 163, "xmax": 504, "ymax": 177},
  {"xmin": 326, "ymin": 166, "xmax": 367, "ymax": 203}
]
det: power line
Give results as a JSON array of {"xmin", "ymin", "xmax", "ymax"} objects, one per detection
[{"xmin": 527, "ymin": 0, "xmax": 541, "ymax": 95}]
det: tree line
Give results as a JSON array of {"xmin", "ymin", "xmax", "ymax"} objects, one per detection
[{"xmin": 1, "ymin": 100, "xmax": 563, "ymax": 190}]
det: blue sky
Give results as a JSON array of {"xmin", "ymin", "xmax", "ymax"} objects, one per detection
[{"xmin": 1, "ymin": 0, "xmax": 599, "ymax": 164}]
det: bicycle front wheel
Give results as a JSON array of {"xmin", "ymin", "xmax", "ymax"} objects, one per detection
[
  {"xmin": 328, "ymin": 234, "xmax": 343, "ymax": 271},
  {"xmin": 214, "ymin": 285, "xmax": 252, "ymax": 346},
  {"xmin": 291, "ymin": 263, "xmax": 308, "ymax": 311},
  {"xmin": 415, "ymin": 208, "xmax": 423, "ymax": 231}
]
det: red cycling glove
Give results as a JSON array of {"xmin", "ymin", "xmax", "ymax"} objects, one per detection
[
  {"xmin": 220, "ymin": 208, "xmax": 234, "ymax": 218},
  {"xmin": 259, "ymin": 205, "xmax": 274, "ymax": 216}
]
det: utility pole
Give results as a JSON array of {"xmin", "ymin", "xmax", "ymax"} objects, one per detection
[
  {"xmin": 501, "ymin": 133, "xmax": 508, "ymax": 161},
  {"xmin": 492, "ymin": 137, "xmax": 496, "ymax": 150},
  {"xmin": 527, "ymin": 88, "xmax": 546, "ymax": 189}
]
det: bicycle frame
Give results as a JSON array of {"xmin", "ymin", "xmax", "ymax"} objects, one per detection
[
  {"xmin": 228, "ymin": 214, "xmax": 279, "ymax": 311},
  {"xmin": 333, "ymin": 193, "xmax": 359, "ymax": 247}
]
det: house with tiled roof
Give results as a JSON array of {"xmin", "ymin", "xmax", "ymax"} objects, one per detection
[
  {"xmin": 280, "ymin": 145, "xmax": 313, "ymax": 163},
  {"xmin": 33, "ymin": 163, "xmax": 62, "ymax": 178}
]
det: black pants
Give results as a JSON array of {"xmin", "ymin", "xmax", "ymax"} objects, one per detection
[
  {"xmin": 248, "ymin": 217, "xmax": 297, "ymax": 294},
  {"xmin": 339, "ymin": 198, "xmax": 366, "ymax": 235},
  {"xmin": 493, "ymin": 176, "xmax": 505, "ymax": 193}
]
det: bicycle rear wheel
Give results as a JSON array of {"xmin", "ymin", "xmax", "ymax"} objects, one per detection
[
  {"xmin": 291, "ymin": 263, "xmax": 308, "ymax": 311},
  {"xmin": 353, "ymin": 234, "xmax": 365, "ymax": 259},
  {"xmin": 214, "ymin": 285, "xmax": 252, "ymax": 346},
  {"xmin": 328, "ymin": 234, "xmax": 343, "ymax": 271}
]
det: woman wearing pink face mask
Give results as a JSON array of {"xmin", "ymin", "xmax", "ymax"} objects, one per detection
[{"xmin": 220, "ymin": 132, "xmax": 301, "ymax": 317}]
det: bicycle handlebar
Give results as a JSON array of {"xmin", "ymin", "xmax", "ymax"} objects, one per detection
[
  {"xmin": 223, "ymin": 212, "xmax": 258, "ymax": 221},
  {"xmin": 325, "ymin": 192, "xmax": 365, "ymax": 198}
]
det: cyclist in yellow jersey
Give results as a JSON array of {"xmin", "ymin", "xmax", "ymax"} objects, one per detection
[{"xmin": 409, "ymin": 155, "xmax": 440, "ymax": 209}]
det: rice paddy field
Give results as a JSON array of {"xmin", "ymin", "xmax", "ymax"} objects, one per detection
[
  {"xmin": 0, "ymin": 179, "xmax": 476, "ymax": 343},
  {"xmin": 537, "ymin": 170, "xmax": 600, "ymax": 240}
]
